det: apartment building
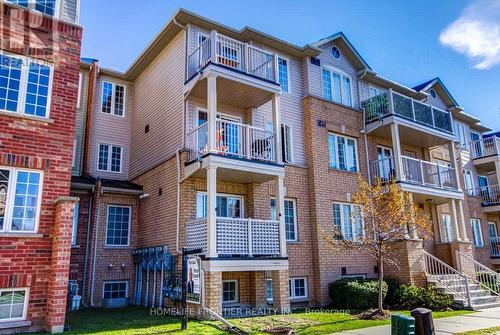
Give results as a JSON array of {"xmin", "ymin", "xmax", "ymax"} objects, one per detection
[
  {"xmin": 68, "ymin": 8, "xmax": 500, "ymax": 317},
  {"xmin": 0, "ymin": 0, "xmax": 82, "ymax": 333}
]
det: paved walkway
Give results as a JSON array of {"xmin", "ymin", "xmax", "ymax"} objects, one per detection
[{"xmin": 335, "ymin": 308, "xmax": 500, "ymax": 334}]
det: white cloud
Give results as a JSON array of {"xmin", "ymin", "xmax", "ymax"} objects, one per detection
[{"xmin": 439, "ymin": 0, "xmax": 500, "ymax": 70}]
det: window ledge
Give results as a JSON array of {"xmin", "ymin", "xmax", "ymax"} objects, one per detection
[
  {"xmin": 328, "ymin": 168, "xmax": 360, "ymax": 175},
  {"xmin": 103, "ymin": 246, "xmax": 132, "ymax": 250},
  {"xmin": 0, "ymin": 320, "xmax": 32, "ymax": 330},
  {"xmin": 0, "ymin": 110, "xmax": 54, "ymax": 124},
  {"xmin": 290, "ymin": 297, "xmax": 309, "ymax": 303},
  {"xmin": 0, "ymin": 233, "xmax": 44, "ymax": 238},
  {"xmin": 72, "ymin": 244, "xmax": 81, "ymax": 249}
]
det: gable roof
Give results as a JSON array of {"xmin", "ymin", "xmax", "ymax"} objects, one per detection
[
  {"xmin": 412, "ymin": 77, "xmax": 459, "ymax": 107},
  {"xmin": 311, "ymin": 32, "xmax": 372, "ymax": 71}
]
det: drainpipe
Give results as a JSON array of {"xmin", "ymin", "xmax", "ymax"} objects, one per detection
[
  {"xmin": 176, "ymin": 149, "xmax": 182, "ymax": 254},
  {"xmin": 82, "ymin": 60, "xmax": 99, "ymax": 175},
  {"xmin": 80, "ymin": 187, "xmax": 94, "ymax": 306},
  {"xmin": 357, "ymin": 72, "xmax": 371, "ymax": 180},
  {"xmin": 90, "ymin": 180, "xmax": 102, "ymax": 307}
]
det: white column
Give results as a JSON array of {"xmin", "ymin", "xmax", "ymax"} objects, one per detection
[
  {"xmin": 390, "ymin": 123, "xmax": 403, "ymax": 181},
  {"xmin": 272, "ymin": 93, "xmax": 283, "ymax": 164},
  {"xmin": 449, "ymin": 199, "xmax": 461, "ymax": 242},
  {"xmin": 448, "ymin": 141, "xmax": 461, "ymax": 190},
  {"xmin": 207, "ymin": 73, "xmax": 217, "ymax": 153},
  {"xmin": 275, "ymin": 175, "xmax": 287, "ymax": 257},
  {"xmin": 206, "ymin": 166, "xmax": 218, "ymax": 258},
  {"xmin": 408, "ymin": 193, "xmax": 418, "ymax": 239},
  {"xmin": 455, "ymin": 199, "xmax": 468, "ymax": 242}
]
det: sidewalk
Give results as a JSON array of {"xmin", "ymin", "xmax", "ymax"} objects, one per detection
[{"xmin": 335, "ymin": 308, "xmax": 500, "ymax": 335}]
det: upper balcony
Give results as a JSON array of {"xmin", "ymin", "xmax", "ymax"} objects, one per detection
[
  {"xmin": 475, "ymin": 185, "xmax": 500, "ymax": 213},
  {"xmin": 470, "ymin": 136, "xmax": 500, "ymax": 171},
  {"xmin": 363, "ymin": 90, "xmax": 455, "ymax": 147}
]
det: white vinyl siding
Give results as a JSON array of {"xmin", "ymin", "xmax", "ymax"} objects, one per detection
[
  {"xmin": 332, "ymin": 202, "xmax": 363, "ymax": 241},
  {"xmin": 471, "ymin": 218, "xmax": 484, "ymax": 247},
  {"xmin": 328, "ymin": 133, "xmax": 358, "ymax": 172}
]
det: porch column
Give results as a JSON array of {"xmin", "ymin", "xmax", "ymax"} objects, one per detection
[
  {"xmin": 272, "ymin": 93, "xmax": 283, "ymax": 164},
  {"xmin": 455, "ymin": 199, "xmax": 469, "ymax": 242},
  {"xmin": 448, "ymin": 141, "xmax": 461, "ymax": 190},
  {"xmin": 275, "ymin": 175, "xmax": 287, "ymax": 257},
  {"xmin": 390, "ymin": 123, "xmax": 403, "ymax": 181},
  {"xmin": 207, "ymin": 73, "xmax": 217, "ymax": 153},
  {"xmin": 407, "ymin": 193, "xmax": 418, "ymax": 239},
  {"xmin": 206, "ymin": 166, "xmax": 218, "ymax": 258},
  {"xmin": 448, "ymin": 199, "xmax": 461, "ymax": 242}
]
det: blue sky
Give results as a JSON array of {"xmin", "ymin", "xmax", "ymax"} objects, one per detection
[{"xmin": 80, "ymin": 0, "xmax": 500, "ymax": 131}]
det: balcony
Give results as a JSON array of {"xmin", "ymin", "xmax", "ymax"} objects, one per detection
[
  {"xmin": 470, "ymin": 137, "xmax": 500, "ymax": 171},
  {"xmin": 476, "ymin": 185, "xmax": 500, "ymax": 213},
  {"xmin": 185, "ymin": 217, "xmax": 281, "ymax": 257},
  {"xmin": 491, "ymin": 237, "xmax": 500, "ymax": 258},
  {"xmin": 187, "ymin": 31, "xmax": 278, "ymax": 84},
  {"xmin": 363, "ymin": 90, "xmax": 454, "ymax": 145},
  {"xmin": 371, "ymin": 156, "xmax": 461, "ymax": 202}
]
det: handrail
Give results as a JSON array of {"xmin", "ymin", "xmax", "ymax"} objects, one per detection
[
  {"xmin": 423, "ymin": 251, "xmax": 472, "ymax": 307},
  {"xmin": 457, "ymin": 251, "xmax": 500, "ymax": 297},
  {"xmin": 470, "ymin": 136, "xmax": 500, "ymax": 159}
]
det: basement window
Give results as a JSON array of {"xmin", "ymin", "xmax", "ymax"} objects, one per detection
[
  {"xmin": 103, "ymin": 282, "xmax": 128, "ymax": 299},
  {"xmin": 0, "ymin": 288, "xmax": 28, "ymax": 322}
]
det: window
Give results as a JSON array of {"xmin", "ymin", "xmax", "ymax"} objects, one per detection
[
  {"xmin": 368, "ymin": 86, "xmax": 383, "ymax": 98},
  {"xmin": 71, "ymin": 202, "xmax": 79, "ymax": 246},
  {"xmin": 488, "ymin": 222, "xmax": 498, "ymax": 238},
  {"xmin": 471, "ymin": 218, "xmax": 484, "ymax": 247},
  {"xmin": 430, "ymin": 89, "xmax": 437, "ymax": 99},
  {"xmin": 222, "ymin": 280, "xmax": 238, "ymax": 304},
  {"xmin": 105, "ymin": 206, "xmax": 131, "ymax": 246},
  {"xmin": 454, "ymin": 121, "xmax": 468, "ymax": 149},
  {"xmin": 72, "ymin": 138, "xmax": 77, "ymax": 169},
  {"xmin": 278, "ymin": 57, "xmax": 290, "ymax": 93},
  {"xmin": 328, "ymin": 133, "xmax": 358, "ymax": 172},
  {"xmin": 77, "ymin": 73, "xmax": 82, "ymax": 108},
  {"xmin": 333, "ymin": 202, "xmax": 363, "ymax": 241},
  {"xmin": 103, "ymin": 282, "xmax": 128, "ymax": 299},
  {"xmin": 0, "ymin": 53, "xmax": 52, "ymax": 118},
  {"xmin": 289, "ymin": 277, "xmax": 308, "ymax": 300},
  {"xmin": 266, "ymin": 279, "xmax": 273, "ymax": 302},
  {"xmin": 0, "ymin": 168, "xmax": 42, "ymax": 233},
  {"xmin": 321, "ymin": 67, "xmax": 352, "ymax": 106},
  {"xmin": 196, "ymin": 193, "xmax": 243, "ymax": 219},
  {"xmin": 0, "ymin": 288, "xmax": 28, "ymax": 322},
  {"xmin": 331, "ymin": 46, "xmax": 341, "ymax": 59},
  {"xmin": 441, "ymin": 214, "xmax": 453, "ymax": 243},
  {"xmin": 281, "ymin": 123, "xmax": 293, "ymax": 163},
  {"xmin": 6, "ymin": 0, "xmax": 56, "ymax": 16},
  {"xmin": 270, "ymin": 198, "xmax": 298, "ymax": 241},
  {"xmin": 101, "ymin": 81, "xmax": 125, "ymax": 116},
  {"xmin": 97, "ymin": 144, "xmax": 122, "ymax": 173},
  {"xmin": 463, "ymin": 170, "xmax": 475, "ymax": 195}
]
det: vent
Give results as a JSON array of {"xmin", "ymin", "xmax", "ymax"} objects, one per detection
[{"xmin": 310, "ymin": 57, "xmax": 320, "ymax": 66}]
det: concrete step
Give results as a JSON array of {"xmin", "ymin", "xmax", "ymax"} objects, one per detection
[
  {"xmin": 471, "ymin": 301, "xmax": 500, "ymax": 310},
  {"xmin": 471, "ymin": 295, "xmax": 500, "ymax": 305}
]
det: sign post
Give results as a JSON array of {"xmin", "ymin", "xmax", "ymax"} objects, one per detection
[{"xmin": 181, "ymin": 248, "xmax": 202, "ymax": 331}]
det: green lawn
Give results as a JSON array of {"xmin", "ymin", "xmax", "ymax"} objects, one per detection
[
  {"xmin": 457, "ymin": 327, "xmax": 500, "ymax": 335},
  {"xmin": 27, "ymin": 307, "xmax": 472, "ymax": 335}
]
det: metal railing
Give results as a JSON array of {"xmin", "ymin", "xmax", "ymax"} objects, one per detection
[
  {"xmin": 187, "ymin": 31, "xmax": 277, "ymax": 82},
  {"xmin": 363, "ymin": 90, "xmax": 453, "ymax": 134},
  {"xmin": 478, "ymin": 185, "xmax": 500, "ymax": 206},
  {"xmin": 186, "ymin": 119, "xmax": 276, "ymax": 163},
  {"xmin": 457, "ymin": 251, "xmax": 500, "ymax": 296},
  {"xmin": 424, "ymin": 251, "xmax": 472, "ymax": 307},
  {"xmin": 370, "ymin": 156, "xmax": 458, "ymax": 190},
  {"xmin": 491, "ymin": 237, "xmax": 500, "ymax": 257},
  {"xmin": 470, "ymin": 136, "xmax": 500, "ymax": 159},
  {"xmin": 185, "ymin": 217, "xmax": 280, "ymax": 257}
]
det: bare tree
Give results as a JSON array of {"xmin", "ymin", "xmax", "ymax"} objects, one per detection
[{"xmin": 323, "ymin": 177, "xmax": 432, "ymax": 313}]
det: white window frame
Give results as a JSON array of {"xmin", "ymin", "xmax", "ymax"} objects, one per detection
[
  {"xmin": 368, "ymin": 86, "xmax": 384, "ymax": 98},
  {"xmin": 454, "ymin": 121, "xmax": 469, "ymax": 150},
  {"xmin": 71, "ymin": 201, "xmax": 79, "ymax": 246},
  {"xmin": 96, "ymin": 143, "xmax": 123, "ymax": 173},
  {"xmin": 281, "ymin": 123, "xmax": 294, "ymax": 163},
  {"xmin": 100, "ymin": 81, "xmax": 126, "ymax": 117},
  {"xmin": 104, "ymin": 205, "xmax": 132, "ymax": 247},
  {"xmin": 102, "ymin": 281, "xmax": 128, "ymax": 299},
  {"xmin": 0, "ymin": 167, "xmax": 43, "ymax": 234},
  {"xmin": 222, "ymin": 279, "xmax": 238, "ymax": 304},
  {"xmin": 441, "ymin": 213, "xmax": 453, "ymax": 243},
  {"xmin": 488, "ymin": 222, "xmax": 498, "ymax": 238},
  {"xmin": 0, "ymin": 51, "xmax": 54, "ymax": 119},
  {"xmin": 463, "ymin": 170, "xmax": 475, "ymax": 195},
  {"xmin": 321, "ymin": 66, "xmax": 353, "ymax": 107},
  {"xmin": 72, "ymin": 138, "xmax": 77, "ymax": 169},
  {"xmin": 328, "ymin": 133, "xmax": 359, "ymax": 172},
  {"xmin": 270, "ymin": 197, "xmax": 298, "ymax": 242},
  {"xmin": 265, "ymin": 278, "xmax": 273, "ymax": 303},
  {"xmin": 196, "ymin": 192, "xmax": 244, "ymax": 219},
  {"xmin": 0, "ymin": 287, "xmax": 29, "ymax": 322},
  {"xmin": 5, "ymin": 0, "xmax": 60, "ymax": 18},
  {"xmin": 332, "ymin": 202, "xmax": 364, "ymax": 241},
  {"xmin": 471, "ymin": 218, "xmax": 484, "ymax": 247},
  {"xmin": 77, "ymin": 72, "xmax": 83, "ymax": 108},
  {"xmin": 277, "ymin": 55, "xmax": 291, "ymax": 94},
  {"xmin": 289, "ymin": 277, "xmax": 308, "ymax": 300}
]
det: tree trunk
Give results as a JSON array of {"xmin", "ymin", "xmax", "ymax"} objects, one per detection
[{"xmin": 378, "ymin": 254, "xmax": 384, "ymax": 312}]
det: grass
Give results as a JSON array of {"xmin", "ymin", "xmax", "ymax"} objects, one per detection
[
  {"xmin": 26, "ymin": 307, "xmax": 472, "ymax": 335},
  {"xmin": 457, "ymin": 327, "xmax": 500, "ymax": 335}
]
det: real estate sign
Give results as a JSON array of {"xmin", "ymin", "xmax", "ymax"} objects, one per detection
[{"xmin": 186, "ymin": 256, "xmax": 201, "ymax": 304}]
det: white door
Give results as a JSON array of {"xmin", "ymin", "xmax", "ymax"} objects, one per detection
[{"xmin": 377, "ymin": 146, "xmax": 393, "ymax": 181}]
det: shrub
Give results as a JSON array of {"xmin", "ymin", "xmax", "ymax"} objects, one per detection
[
  {"xmin": 328, "ymin": 278, "xmax": 388, "ymax": 310},
  {"xmin": 394, "ymin": 284, "xmax": 454, "ymax": 310},
  {"xmin": 383, "ymin": 277, "xmax": 401, "ymax": 308}
]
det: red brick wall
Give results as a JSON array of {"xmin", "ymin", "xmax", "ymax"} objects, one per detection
[{"xmin": 0, "ymin": 3, "xmax": 82, "ymax": 332}]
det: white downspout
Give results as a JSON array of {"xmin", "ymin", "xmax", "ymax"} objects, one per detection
[
  {"xmin": 176, "ymin": 149, "xmax": 182, "ymax": 254},
  {"xmin": 90, "ymin": 186, "xmax": 102, "ymax": 307},
  {"xmin": 357, "ymin": 72, "xmax": 371, "ymax": 180}
]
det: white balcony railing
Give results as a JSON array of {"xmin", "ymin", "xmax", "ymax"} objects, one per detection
[
  {"xmin": 186, "ymin": 119, "xmax": 276, "ymax": 163},
  {"xmin": 187, "ymin": 31, "xmax": 277, "ymax": 83},
  {"xmin": 370, "ymin": 156, "xmax": 459, "ymax": 190},
  {"xmin": 478, "ymin": 185, "xmax": 500, "ymax": 206},
  {"xmin": 185, "ymin": 217, "xmax": 281, "ymax": 257},
  {"xmin": 491, "ymin": 237, "xmax": 500, "ymax": 257},
  {"xmin": 470, "ymin": 136, "xmax": 500, "ymax": 159},
  {"xmin": 362, "ymin": 90, "xmax": 454, "ymax": 135}
]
